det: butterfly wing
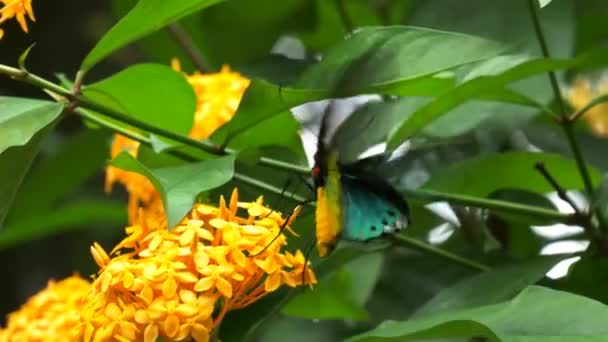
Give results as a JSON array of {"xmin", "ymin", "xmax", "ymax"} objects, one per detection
[{"xmin": 340, "ymin": 175, "xmax": 409, "ymax": 241}]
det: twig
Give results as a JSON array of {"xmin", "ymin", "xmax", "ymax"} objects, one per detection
[
  {"xmin": 534, "ymin": 162, "xmax": 584, "ymax": 216},
  {"xmin": 569, "ymin": 94, "xmax": 608, "ymax": 122},
  {"xmin": 335, "ymin": 0, "xmax": 354, "ymax": 34},
  {"xmin": 167, "ymin": 23, "xmax": 210, "ymax": 72},
  {"xmin": 534, "ymin": 162, "xmax": 604, "ymax": 245},
  {"xmin": 391, "ymin": 234, "xmax": 491, "ymax": 272},
  {"xmin": 527, "ymin": 0, "xmax": 595, "ymax": 199}
]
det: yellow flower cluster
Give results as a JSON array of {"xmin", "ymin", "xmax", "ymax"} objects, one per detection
[
  {"xmin": 0, "ymin": 275, "xmax": 90, "ymax": 341},
  {"xmin": 79, "ymin": 189, "xmax": 315, "ymax": 342},
  {"xmin": 171, "ymin": 61, "xmax": 251, "ymax": 140},
  {"xmin": 105, "ymin": 63, "xmax": 250, "ymax": 225},
  {"xmin": 0, "ymin": 0, "xmax": 35, "ymax": 40},
  {"xmin": 568, "ymin": 77, "xmax": 608, "ymax": 137}
]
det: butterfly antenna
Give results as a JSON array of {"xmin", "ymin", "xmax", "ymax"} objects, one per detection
[
  {"xmin": 248, "ymin": 200, "xmax": 312, "ymax": 258},
  {"xmin": 296, "ymin": 173, "xmax": 315, "ymax": 195},
  {"xmin": 262, "ymin": 176, "xmax": 294, "ymax": 219}
]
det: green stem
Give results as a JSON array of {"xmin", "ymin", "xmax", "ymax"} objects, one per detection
[
  {"xmin": 77, "ymin": 107, "xmax": 306, "ymax": 204},
  {"xmin": 527, "ymin": 0, "xmax": 595, "ymax": 197},
  {"xmin": 569, "ymin": 94, "xmax": 608, "ymax": 122},
  {"xmin": 0, "ymin": 64, "xmax": 306, "ymax": 175},
  {"xmin": 406, "ymin": 189, "xmax": 572, "ymax": 223},
  {"xmin": 0, "ymin": 64, "xmax": 575, "ymax": 271},
  {"xmin": 1, "ymin": 63, "xmax": 572, "ymax": 223},
  {"xmin": 391, "ymin": 234, "xmax": 491, "ymax": 272},
  {"xmin": 167, "ymin": 23, "xmax": 210, "ymax": 72},
  {"xmin": 78, "ymin": 108, "xmax": 491, "ymax": 271},
  {"xmin": 335, "ymin": 0, "xmax": 354, "ymax": 33}
]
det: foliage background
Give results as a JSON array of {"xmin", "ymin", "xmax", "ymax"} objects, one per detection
[{"xmin": 2, "ymin": 0, "xmax": 608, "ymax": 341}]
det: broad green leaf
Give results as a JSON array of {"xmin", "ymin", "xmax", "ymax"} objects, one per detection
[
  {"xmin": 84, "ymin": 64, "xmax": 196, "ymax": 137},
  {"xmin": 110, "ymin": 152, "xmax": 235, "ymax": 226},
  {"xmin": 0, "ymin": 98, "xmax": 63, "ymax": 227},
  {"xmin": 216, "ymin": 27, "xmax": 519, "ymax": 146},
  {"xmin": 347, "ymin": 286, "xmax": 608, "ymax": 342},
  {"xmin": 283, "ymin": 252, "xmax": 384, "ymax": 321},
  {"xmin": 0, "ymin": 97, "xmax": 63, "ymax": 154},
  {"xmin": 81, "ymin": 0, "xmax": 225, "ymax": 70},
  {"xmin": 423, "ymin": 152, "xmax": 601, "ymax": 197},
  {"xmin": 297, "ymin": 26, "xmax": 507, "ymax": 93},
  {"xmin": 282, "ymin": 270, "xmax": 369, "ymax": 321},
  {"xmin": 227, "ymin": 111, "xmax": 304, "ymax": 157},
  {"xmin": 211, "ymin": 79, "xmax": 325, "ymax": 146},
  {"xmin": 7, "ymin": 130, "xmax": 109, "ymax": 219},
  {"xmin": 414, "ymin": 256, "xmax": 563, "ymax": 316},
  {"xmin": 387, "ymin": 49, "xmax": 608, "ymax": 148},
  {"xmin": 559, "ymin": 256, "xmax": 608, "ymax": 304},
  {"xmin": 0, "ymin": 201, "xmax": 126, "ymax": 249}
]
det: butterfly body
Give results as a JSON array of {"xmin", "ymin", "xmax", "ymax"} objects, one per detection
[{"xmin": 313, "ymin": 144, "xmax": 409, "ymax": 257}]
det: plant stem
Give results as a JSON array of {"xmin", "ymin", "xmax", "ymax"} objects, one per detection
[
  {"xmin": 167, "ymin": 23, "xmax": 210, "ymax": 72},
  {"xmin": 569, "ymin": 94, "xmax": 608, "ymax": 122},
  {"xmin": 391, "ymin": 234, "xmax": 491, "ymax": 272},
  {"xmin": 406, "ymin": 189, "xmax": 571, "ymax": 223},
  {"xmin": 81, "ymin": 106, "xmax": 490, "ymax": 271},
  {"xmin": 0, "ymin": 64, "xmax": 576, "ymax": 268},
  {"xmin": 0, "ymin": 63, "xmax": 572, "ymax": 222},
  {"xmin": 527, "ymin": 0, "xmax": 595, "ymax": 198},
  {"xmin": 0, "ymin": 64, "xmax": 307, "ymax": 174},
  {"xmin": 335, "ymin": 0, "xmax": 354, "ymax": 33}
]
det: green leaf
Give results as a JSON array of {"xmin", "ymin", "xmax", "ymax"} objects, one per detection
[
  {"xmin": 217, "ymin": 27, "xmax": 518, "ymax": 147},
  {"xmin": 0, "ymin": 97, "xmax": 63, "ymax": 154},
  {"xmin": 422, "ymin": 152, "xmax": 601, "ymax": 197},
  {"xmin": 347, "ymin": 286, "xmax": 608, "ymax": 341},
  {"xmin": 283, "ymin": 252, "xmax": 384, "ymax": 321},
  {"xmin": 110, "ymin": 152, "xmax": 235, "ymax": 226},
  {"xmin": 297, "ymin": 26, "xmax": 507, "ymax": 93},
  {"xmin": 559, "ymin": 256, "xmax": 608, "ymax": 304},
  {"xmin": 0, "ymin": 98, "xmax": 63, "ymax": 227},
  {"xmin": 282, "ymin": 270, "xmax": 369, "ymax": 321},
  {"xmin": 0, "ymin": 201, "xmax": 126, "ymax": 249},
  {"xmin": 83, "ymin": 64, "xmax": 196, "ymax": 136},
  {"xmin": 387, "ymin": 49, "xmax": 608, "ymax": 148},
  {"xmin": 81, "ymin": 0, "xmax": 225, "ymax": 70},
  {"xmin": 414, "ymin": 256, "xmax": 563, "ymax": 317},
  {"xmin": 211, "ymin": 79, "xmax": 325, "ymax": 146}
]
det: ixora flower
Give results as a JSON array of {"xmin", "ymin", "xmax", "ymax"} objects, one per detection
[
  {"xmin": 105, "ymin": 63, "xmax": 250, "ymax": 225},
  {"xmin": 79, "ymin": 189, "xmax": 316, "ymax": 342},
  {"xmin": 0, "ymin": 275, "xmax": 90, "ymax": 341},
  {"xmin": 568, "ymin": 77, "xmax": 608, "ymax": 137},
  {"xmin": 0, "ymin": 0, "xmax": 35, "ymax": 40}
]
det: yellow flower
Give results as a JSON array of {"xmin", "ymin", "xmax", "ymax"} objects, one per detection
[
  {"xmin": 0, "ymin": 275, "xmax": 90, "ymax": 341},
  {"xmin": 0, "ymin": 0, "xmax": 35, "ymax": 40},
  {"xmin": 568, "ymin": 77, "xmax": 608, "ymax": 137},
  {"xmin": 172, "ymin": 60, "xmax": 250, "ymax": 140},
  {"xmin": 106, "ymin": 63, "xmax": 250, "ymax": 224},
  {"xmin": 80, "ymin": 188, "xmax": 316, "ymax": 342}
]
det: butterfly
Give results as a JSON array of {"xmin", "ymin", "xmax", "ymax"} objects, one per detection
[{"xmin": 311, "ymin": 102, "xmax": 410, "ymax": 257}]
